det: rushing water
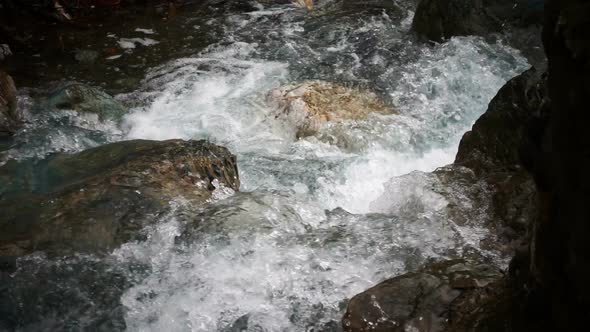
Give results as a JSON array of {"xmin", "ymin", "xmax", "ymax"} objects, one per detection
[{"xmin": 2, "ymin": 1, "xmax": 529, "ymax": 331}]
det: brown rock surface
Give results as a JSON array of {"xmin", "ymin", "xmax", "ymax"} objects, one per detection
[
  {"xmin": 0, "ymin": 139, "xmax": 239, "ymax": 257},
  {"xmin": 267, "ymin": 81, "xmax": 396, "ymax": 138}
]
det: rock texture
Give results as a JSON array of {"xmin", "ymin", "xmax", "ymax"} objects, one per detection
[
  {"xmin": 342, "ymin": 260, "xmax": 503, "ymax": 332},
  {"xmin": 0, "ymin": 139, "xmax": 239, "ymax": 257},
  {"xmin": 343, "ymin": 54, "xmax": 548, "ymax": 332},
  {"xmin": 446, "ymin": 2, "xmax": 590, "ymax": 329},
  {"xmin": 429, "ymin": 68, "xmax": 544, "ymax": 253},
  {"xmin": 379, "ymin": 1, "xmax": 590, "ymax": 331},
  {"xmin": 514, "ymin": 0, "xmax": 590, "ymax": 329},
  {"xmin": 267, "ymin": 81, "xmax": 396, "ymax": 138},
  {"xmin": 455, "ymin": 68, "xmax": 546, "ymax": 174},
  {"xmin": 45, "ymin": 83, "xmax": 127, "ymax": 121},
  {"xmin": 0, "ymin": 70, "xmax": 20, "ymax": 137},
  {"xmin": 412, "ymin": 0, "xmax": 544, "ymax": 41},
  {"xmin": 411, "ymin": 0, "xmax": 545, "ymax": 68}
]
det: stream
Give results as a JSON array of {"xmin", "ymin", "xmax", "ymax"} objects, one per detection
[{"xmin": 1, "ymin": 1, "xmax": 529, "ymax": 331}]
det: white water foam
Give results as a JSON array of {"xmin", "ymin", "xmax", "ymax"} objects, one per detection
[
  {"xmin": 42, "ymin": 3, "xmax": 531, "ymax": 330},
  {"xmin": 117, "ymin": 33, "xmax": 527, "ymax": 332}
]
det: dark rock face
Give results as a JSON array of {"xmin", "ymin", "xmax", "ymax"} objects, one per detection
[
  {"xmin": 0, "ymin": 69, "xmax": 20, "ymax": 136},
  {"xmin": 411, "ymin": 0, "xmax": 545, "ymax": 68},
  {"xmin": 455, "ymin": 68, "xmax": 546, "ymax": 173},
  {"xmin": 412, "ymin": 0, "xmax": 543, "ymax": 41},
  {"xmin": 343, "ymin": 47, "xmax": 548, "ymax": 332},
  {"xmin": 45, "ymin": 83, "xmax": 127, "ymax": 121},
  {"xmin": 342, "ymin": 260, "xmax": 502, "ymax": 332},
  {"xmin": 392, "ymin": 1, "xmax": 590, "ymax": 331},
  {"xmin": 452, "ymin": 67, "xmax": 547, "ymax": 239},
  {"xmin": 516, "ymin": 0, "xmax": 590, "ymax": 329},
  {"xmin": 0, "ymin": 255, "xmax": 132, "ymax": 331},
  {"xmin": 412, "ymin": 0, "xmax": 496, "ymax": 42},
  {"xmin": 433, "ymin": 68, "xmax": 545, "ymax": 251},
  {"xmin": 0, "ymin": 139, "xmax": 239, "ymax": 257}
]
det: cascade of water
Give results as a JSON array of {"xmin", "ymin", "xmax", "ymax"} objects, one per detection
[{"xmin": 2, "ymin": 2, "xmax": 529, "ymax": 331}]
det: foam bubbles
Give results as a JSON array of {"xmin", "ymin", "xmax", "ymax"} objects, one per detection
[
  {"xmin": 3, "ymin": 2, "xmax": 530, "ymax": 330},
  {"xmin": 116, "ymin": 5, "xmax": 528, "ymax": 330}
]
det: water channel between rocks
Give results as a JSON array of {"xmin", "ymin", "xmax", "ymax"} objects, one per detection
[{"xmin": 2, "ymin": 1, "xmax": 529, "ymax": 331}]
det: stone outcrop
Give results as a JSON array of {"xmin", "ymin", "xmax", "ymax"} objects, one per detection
[
  {"xmin": 451, "ymin": 68, "xmax": 545, "ymax": 238},
  {"xmin": 45, "ymin": 83, "xmax": 127, "ymax": 122},
  {"xmin": 361, "ymin": 1, "xmax": 590, "ymax": 331},
  {"xmin": 512, "ymin": 0, "xmax": 590, "ymax": 329},
  {"xmin": 343, "ymin": 54, "xmax": 547, "ymax": 332},
  {"xmin": 342, "ymin": 260, "xmax": 503, "ymax": 332},
  {"xmin": 267, "ymin": 81, "xmax": 396, "ymax": 138},
  {"xmin": 442, "ymin": 2, "xmax": 590, "ymax": 329},
  {"xmin": 455, "ymin": 68, "xmax": 546, "ymax": 174},
  {"xmin": 0, "ymin": 69, "xmax": 20, "ymax": 137},
  {"xmin": 0, "ymin": 139, "xmax": 239, "ymax": 257},
  {"xmin": 411, "ymin": 0, "xmax": 545, "ymax": 68}
]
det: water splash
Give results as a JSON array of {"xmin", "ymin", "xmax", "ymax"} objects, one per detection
[{"xmin": 2, "ymin": 1, "xmax": 529, "ymax": 330}]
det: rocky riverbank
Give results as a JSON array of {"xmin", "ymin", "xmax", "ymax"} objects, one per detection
[
  {"xmin": 3, "ymin": 0, "xmax": 586, "ymax": 331},
  {"xmin": 342, "ymin": 1, "xmax": 590, "ymax": 331}
]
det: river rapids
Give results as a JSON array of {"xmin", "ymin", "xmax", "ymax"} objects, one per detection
[{"xmin": 1, "ymin": 1, "xmax": 529, "ymax": 331}]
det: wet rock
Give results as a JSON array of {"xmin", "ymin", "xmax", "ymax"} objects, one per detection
[
  {"xmin": 74, "ymin": 49, "xmax": 100, "ymax": 65},
  {"xmin": 0, "ymin": 139, "xmax": 240, "ymax": 257},
  {"xmin": 449, "ymin": 68, "xmax": 545, "ymax": 241},
  {"xmin": 0, "ymin": 255, "xmax": 132, "ymax": 331},
  {"xmin": 0, "ymin": 44, "xmax": 11, "ymax": 61},
  {"xmin": 0, "ymin": 70, "xmax": 20, "ymax": 137},
  {"xmin": 45, "ymin": 83, "xmax": 127, "ymax": 121},
  {"xmin": 412, "ymin": 0, "xmax": 542, "ymax": 42},
  {"xmin": 455, "ymin": 68, "xmax": 546, "ymax": 174},
  {"xmin": 342, "ymin": 259, "xmax": 502, "ymax": 332},
  {"xmin": 267, "ymin": 81, "xmax": 396, "ymax": 138},
  {"xmin": 412, "ymin": 0, "xmax": 499, "ymax": 42},
  {"xmin": 222, "ymin": 314, "xmax": 251, "ymax": 332},
  {"xmin": 511, "ymin": 1, "xmax": 590, "ymax": 329},
  {"xmin": 411, "ymin": 0, "xmax": 545, "ymax": 68},
  {"xmin": 342, "ymin": 0, "xmax": 401, "ymax": 9}
]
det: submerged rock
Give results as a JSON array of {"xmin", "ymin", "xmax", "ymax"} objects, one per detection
[
  {"xmin": 0, "ymin": 44, "xmax": 11, "ymax": 61},
  {"xmin": 412, "ymin": 0, "xmax": 542, "ymax": 42},
  {"xmin": 74, "ymin": 49, "xmax": 100, "ymax": 65},
  {"xmin": 45, "ymin": 83, "xmax": 127, "ymax": 121},
  {"xmin": 412, "ymin": 0, "xmax": 499, "ymax": 42},
  {"xmin": 0, "ymin": 70, "xmax": 20, "ymax": 137},
  {"xmin": 449, "ymin": 68, "xmax": 545, "ymax": 242},
  {"xmin": 342, "ymin": 259, "xmax": 502, "ymax": 332},
  {"xmin": 510, "ymin": 1, "xmax": 590, "ymax": 329},
  {"xmin": 267, "ymin": 81, "xmax": 396, "ymax": 138},
  {"xmin": 0, "ymin": 139, "xmax": 239, "ymax": 257}
]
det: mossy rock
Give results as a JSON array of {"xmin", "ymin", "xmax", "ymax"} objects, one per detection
[
  {"xmin": 45, "ymin": 83, "xmax": 127, "ymax": 121},
  {"xmin": 0, "ymin": 139, "xmax": 240, "ymax": 257}
]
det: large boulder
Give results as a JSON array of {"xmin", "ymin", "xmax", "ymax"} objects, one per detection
[
  {"xmin": 451, "ymin": 67, "xmax": 544, "ymax": 237},
  {"xmin": 0, "ymin": 70, "xmax": 20, "ymax": 137},
  {"xmin": 267, "ymin": 81, "xmax": 396, "ymax": 138},
  {"xmin": 343, "ymin": 66, "xmax": 548, "ymax": 332},
  {"xmin": 412, "ymin": 0, "xmax": 543, "ymax": 42},
  {"xmin": 0, "ymin": 139, "xmax": 239, "ymax": 257},
  {"xmin": 342, "ymin": 259, "xmax": 502, "ymax": 332},
  {"xmin": 44, "ymin": 83, "xmax": 127, "ymax": 122},
  {"xmin": 412, "ymin": 0, "xmax": 496, "ymax": 42},
  {"xmin": 507, "ymin": 1, "xmax": 590, "ymax": 329}
]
